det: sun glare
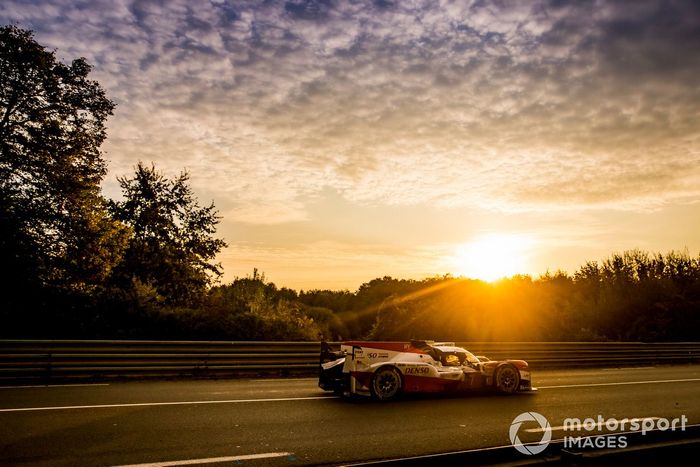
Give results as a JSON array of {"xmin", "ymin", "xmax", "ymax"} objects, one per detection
[{"xmin": 452, "ymin": 234, "xmax": 533, "ymax": 282}]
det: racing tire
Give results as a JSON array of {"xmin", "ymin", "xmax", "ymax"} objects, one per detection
[
  {"xmin": 495, "ymin": 364, "xmax": 520, "ymax": 394},
  {"xmin": 370, "ymin": 366, "xmax": 403, "ymax": 401}
]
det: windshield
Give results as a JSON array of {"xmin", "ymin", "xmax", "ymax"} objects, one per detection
[
  {"xmin": 463, "ymin": 350, "xmax": 480, "ymax": 365},
  {"xmin": 439, "ymin": 350, "xmax": 480, "ymax": 366},
  {"xmin": 442, "ymin": 353, "xmax": 461, "ymax": 366}
]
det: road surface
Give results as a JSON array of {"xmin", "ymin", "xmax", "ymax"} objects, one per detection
[{"xmin": 1, "ymin": 365, "xmax": 699, "ymax": 466}]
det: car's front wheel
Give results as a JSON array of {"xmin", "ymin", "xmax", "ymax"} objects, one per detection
[
  {"xmin": 495, "ymin": 364, "xmax": 520, "ymax": 394},
  {"xmin": 370, "ymin": 366, "xmax": 403, "ymax": 401}
]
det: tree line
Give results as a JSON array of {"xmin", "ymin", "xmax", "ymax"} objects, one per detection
[
  {"xmin": 1, "ymin": 25, "xmax": 224, "ymax": 336},
  {"xmin": 2, "ymin": 26, "xmax": 698, "ymax": 342}
]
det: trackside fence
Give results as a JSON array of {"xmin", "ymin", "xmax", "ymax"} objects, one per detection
[{"xmin": 0, "ymin": 340, "xmax": 698, "ymax": 383}]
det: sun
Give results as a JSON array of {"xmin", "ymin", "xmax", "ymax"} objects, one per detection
[{"xmin": 451, "ymin": 234, "xmax": 533, "ymax": 282}]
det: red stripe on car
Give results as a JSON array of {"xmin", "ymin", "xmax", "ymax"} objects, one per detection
[{"xmin": 343, "ymin": 341, "xmax": 427, "ymax": 354}]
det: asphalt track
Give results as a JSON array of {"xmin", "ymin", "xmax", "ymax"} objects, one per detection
[{"xmin": 1, "ymin": 365, "xmax": 699, "ymax": 466}]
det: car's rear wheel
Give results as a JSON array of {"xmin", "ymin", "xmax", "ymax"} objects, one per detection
[
  {"xmin": 495, "ymin": 364, "xmax": 520, "ymax": 394},
  {"xmin": 370, "ymin": 366, "xmax": 402, "ymax": 401}
]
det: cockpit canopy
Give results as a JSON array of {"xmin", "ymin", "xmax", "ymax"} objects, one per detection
[{"xmin": 410, "ymin": 340, "xmax": 480, "ymax": 366}]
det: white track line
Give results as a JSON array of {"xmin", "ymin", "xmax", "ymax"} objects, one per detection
[
  {"xmin": 114, "ymin": 452, "xmax": 293, "ymax": 467},
  {"xmin": 538, "ymin": 377, "xmax": 700, "ymax": 389},
  {"xmin": 2, "ymin": 377, "xmax": 699, "ymax": 413},
  {"xmin": 0, "ymin": 383, "xmax": 110, "ymax": 389},
  {"xmin": 251, "ymin": 377, "xmax": 314, "ymax": 382},
  {"xmin": 602, "ymin": 366, "xmax": 655, "ymax": 371},
  {"xmin": 0, "ymin": 395, "xmax": 338, "ymax": 413}
]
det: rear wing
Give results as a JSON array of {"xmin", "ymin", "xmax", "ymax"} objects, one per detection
[{"xmin": 320, "ymin": 341, "xmax": 345, "ymax": 364}]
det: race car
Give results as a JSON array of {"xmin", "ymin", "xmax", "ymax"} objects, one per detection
[{"xmin": 319, "ymin": 340, "xmax": 534, "ymax": 400}]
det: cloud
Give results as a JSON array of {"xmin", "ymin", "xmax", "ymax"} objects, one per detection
[{"xmin": 2, "ymin": 0, "xmax": 700, "ymax": 224}]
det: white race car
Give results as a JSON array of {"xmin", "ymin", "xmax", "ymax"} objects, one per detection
[{"xmin": 319, "ymin": 340, "xmax": 534, "ymax": 401}]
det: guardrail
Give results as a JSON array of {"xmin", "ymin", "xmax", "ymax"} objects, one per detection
[{"xmin": 1, "ymin": 340, "xmax": 698, "ymax": 383}]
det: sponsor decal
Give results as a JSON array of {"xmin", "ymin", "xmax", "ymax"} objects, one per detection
[{"xmin": 404, "ymin": 366, "xmax": 430, "ymax": 375}]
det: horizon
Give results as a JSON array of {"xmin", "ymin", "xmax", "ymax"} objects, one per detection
[
  {"xmin": 225, "ymin": 246, "xmax": 698, "ymax": 293},
  {"xmin": 3, "ymin": 1, "xmax": 700, "ymax": 290}
]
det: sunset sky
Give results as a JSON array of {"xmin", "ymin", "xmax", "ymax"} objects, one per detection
[{"xmin": 2, "ymin": 0, "xmax": 699, "ymax": 289}]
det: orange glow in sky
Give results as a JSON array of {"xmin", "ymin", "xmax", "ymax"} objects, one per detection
[
  {"xmin": 451, "ymin": 235, "xmax": 534, "ymax": 282},
  {"xmin": 5, "ymin": 1, "xmax": 700, "ymax": 290}
]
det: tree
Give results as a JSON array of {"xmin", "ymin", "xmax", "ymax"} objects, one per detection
[
  {"xmin": 0, "ymin": 25, "xmax": 125, "ymax": 312},
  {"xmin": 110, "ymin": 162, "xmax": 227, "ymax": 307},
  {"xmin": 205, "ymin": 273, "xmax": 323, "ymax": 340}
]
